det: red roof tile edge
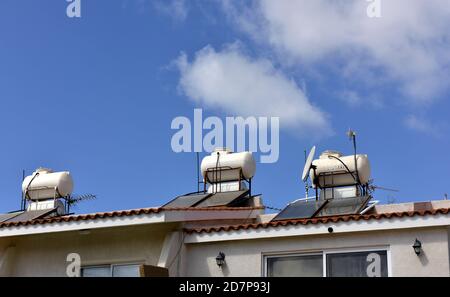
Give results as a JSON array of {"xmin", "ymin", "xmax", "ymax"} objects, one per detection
[
  {"xmin": 0, "ymin": 206, "xmax": 264, "ymax": 229},
  {"xmin": 184, "ymin": 208, "xmax": 450, "ymax": 235}
]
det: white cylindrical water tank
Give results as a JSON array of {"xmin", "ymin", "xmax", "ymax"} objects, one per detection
[
  {"xmin": 201, "ymin": 149, "xmax": 256, "ymax": 183},
  {"xmin": 22, "ymin": 168, "xmax": 74, "ymax": 200},
  {"xmin": 310, "ymin": 151, "xmax": 371, "ymax": 187}
]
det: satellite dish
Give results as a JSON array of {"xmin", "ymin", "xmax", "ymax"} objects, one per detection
[{"xmin": 301, "ymin": 146, "xmax": 316, "ymax": 182}]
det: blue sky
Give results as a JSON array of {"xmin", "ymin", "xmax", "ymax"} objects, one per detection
[{"xmin": 0, "ymin": 0, "xmax": 449, "ymax": 214}]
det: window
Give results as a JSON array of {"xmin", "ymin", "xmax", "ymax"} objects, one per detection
[
  {"xmin": 326, "ymin": 250, "xmax": 388, "ymax": 277},
  {"xmin": 266, "ymin": 254, "xmax": 323, "ymax": 277},
  {"xmin": 265, "ymin": 249, "xmax": 389, "ymax": 277},
  {"xmin": 112, "ymin": 264, "xmax": 141, "ymax": 277},
  {"xmin": 81, "ymin": 265, "xmax": 110, "ymax": 277},
  {"xmin": 81, "ymin": 264, "xmax": 140, "ymax": 277}
]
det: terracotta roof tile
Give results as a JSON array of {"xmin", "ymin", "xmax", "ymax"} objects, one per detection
[
  {"xmin": 0, "ymin": 207, "xmax": 162, "ymax": 228},
  {"xmin": 0, "ymin": 206, "xmax": 263, "ymax": 229},
  {"xmin": 184, "ymin": 208, "xmax": 450, "ymax": 234}
]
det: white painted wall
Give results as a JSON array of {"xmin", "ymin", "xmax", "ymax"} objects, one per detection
[
  {"xmin": 0, "ymin": 238, "xmax": 15, "ymax": 276},
  {"xmin": 1, "ymin": 223, "xmax": 449, "ymax": 277},
  {"xmin": 0, "ymin": 223, "xmax": 177, "ymax": 277},
  {"xmin": 184, "ymin": 227, "xmax": 450, "ymax": 277}
]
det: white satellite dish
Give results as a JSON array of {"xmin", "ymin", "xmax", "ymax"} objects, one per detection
[{"xmin": 301, "ymin": 146, "xmax": 316, "ymax": 182}]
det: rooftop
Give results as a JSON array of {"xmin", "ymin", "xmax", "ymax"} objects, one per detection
[
  {"xmin": 1, "ymin": 197, "xmax": 449, "ymax": 240},
  {"xmin": 185, "ymin": 206, "xmax": 450, "ymax": 235},
  {"xmin": 0, "ymin": 205, "xmax": 265, "ymax": 229}
]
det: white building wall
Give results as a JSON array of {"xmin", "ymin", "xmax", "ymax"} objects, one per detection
[
  {"xmin": 0, "ymin": 238, "xmax": 14, "ymax": 276},
  {"xmin": 184, "ymin": 227, "xmax": 450, "ymax": 277},
  {"xmin": 0, "ymin": 223, "xmax": 176, "ymax": 277},
  {"xmin": 1, "ymin": 223, "xmax": 449, "ymax": 276}
]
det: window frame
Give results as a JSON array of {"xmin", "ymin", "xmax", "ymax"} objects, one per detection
[
  {"xmin": 263, "ymin": 246, "xmax": 391, "ymax": 277},
  {"xmin": 263, "ymin": 251, "xmax": 324, "ymax": 277},
  {"xmin": 81, "ymin": 262, "xmax": 142, "ymax": 277},
  {"xmin": 80, "ymin": 264, "xmax": 111, "ymax": 277}
]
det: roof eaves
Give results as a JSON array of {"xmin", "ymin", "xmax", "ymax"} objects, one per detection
[
  {"xmin": 0, "ymin": 206, "xmax": 265, "ymax": 229},
  {"xmin": 0, "ymin": 207, "xmax": 163, "ymax": 228},
  {"xmin": 184, "ymin": 208, "xmax": 450, "ymax": 234}
]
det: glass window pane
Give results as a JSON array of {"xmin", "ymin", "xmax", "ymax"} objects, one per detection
[
  {"xmin": 267, "ymin": 255, "xmax": 323, "ymax": 277},
  {"xmin": 326, "ymin": 250, "xmax": 388, "ymax": 277},
  {"xmin": 81, "ymin": 266, "xmax": 111, "ymax": 277},
  {"xmin": 112, "ymin": 264, "xmax": 140, "ymax": 277}
]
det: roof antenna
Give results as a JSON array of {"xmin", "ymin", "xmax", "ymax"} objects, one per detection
[
  {"xmin": 304, "ymin": 149, "xmax": 308, "ymax": 200},
  {"xmin": 21, "ymin": 169, "xmax": 25, "ymax": 211},
  {"xmin": 196, "ymin": 152, "xmax": 201, "ymax": 193},
  {"xmin": 347, "ymin": 129, "xmax": 361, "ymax": 185}
]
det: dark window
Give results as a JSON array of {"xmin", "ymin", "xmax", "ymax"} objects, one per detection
[
  {"xmin": 81, "ymin": 264, "xmax": 140, "ymax": 277},
  {"xmin": 326, "ymin": 250, "xmax": 388, "ymax": 277},
  {"xmin": 266, "ymin": 255, "xmax": 323, "ymax": 277}
]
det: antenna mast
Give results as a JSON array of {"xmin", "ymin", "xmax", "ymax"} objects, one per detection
[
  {"xmin": 304, "ymin": 149, "xmax": 309, "ymax": 200},
  {"xmin": 196, "ymin": 152, "xmax": 200, "ymax": 193},
  {"xmin": 21, "ymin": 169, "xmax": 26, "ymax": 211},
  {"xmin": 347, "ymin": 129, "xmax": 361, "ymax": 187}
]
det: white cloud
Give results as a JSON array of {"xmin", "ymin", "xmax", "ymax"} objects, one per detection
[
  {"xmin": 175, "ymin": 44, "xmax": 329, "ymax": 134},
  {"xmin": 154, "ymin": 0, "xmax": 188, "ymax": 22},
  {"xmin": 404, "ymin": 114, "xmax": 442, "ymax": 137},
  {"xmin": 338, "ymin": 90, "xmax": 362, "ymax": 107},
  {"xmin": 222, "ymin": 0, "xmax": 450, "ymax": 104},
  {"xmin": 337, "ymin": 90, "xmax": 384, "ymax": 109}
]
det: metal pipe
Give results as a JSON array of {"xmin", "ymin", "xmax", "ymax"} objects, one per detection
[
  {"xmin": 196, "ymin": 152, "xmax": 200, "ymax": 193},
  {"xmin": 351, "ymin": 134, "xmax": 361, "ymax": 185},
  {"xmin": 327, "ymin": 155, "xmax": 358, "ymax": 184},
  {"xmin": 312, "ymin": 166, "xmax": 318, "ymax": 201}
]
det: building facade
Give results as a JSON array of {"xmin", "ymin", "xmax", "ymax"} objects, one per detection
[{"xmin": 1, "ymin": 200, "xmax": 449, "ymax": 277}]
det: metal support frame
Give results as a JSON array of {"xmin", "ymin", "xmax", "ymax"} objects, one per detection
[
  {"xmin": 203, "ymin": 166, "xmax": 252, "ymax": 197},
  {"xmin": 311, "ymin": 199, "xmax": 330, "ymax": 217},
  {"xmin": 313, "ymin": 169, "xmax": 368, "ymax": 201},
  {"xmin": 22, "ymin": 185, "xmax": 71, "ymax": 214},
  {"xmin": 312, "ymin": 165, "xmax": 318, "ymax": 201}
]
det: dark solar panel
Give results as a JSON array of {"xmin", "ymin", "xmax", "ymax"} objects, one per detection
[
  {"xmin": 3, "ymin": 208, "xmax": 56, "ymax": 223},
  {"xmin": 194, "ymin": 190, "xmax": 249, "ymax": 207},
  {"xmin": 317, "ymin": 196, "xmax": 370, "ymax": 217},
  {"xmin": 162, "ymin": 193, "xmax": 211, "ymax": 208},
  {"xmin": 0, "ymin": 212, "xmax": 23, "ymax": 223},
  {"xmin": 271, "ymin": 200, "xmax": 327, "ymax": 221}
]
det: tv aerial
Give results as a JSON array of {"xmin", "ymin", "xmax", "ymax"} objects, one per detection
[
  {"xmin": 368, "ymin": 185, "xmax": 398, "ymax": 194},
  {"xmin": 369, "ymin": 185, "xmax": 399, "ymax": 192},
  {"xmin": 65, "ymin": 193, "xmax": 97, "ymax": 213},
  {"xmin": 366, "ymin": 179, "xmax": 399, "ymax": 196}
]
